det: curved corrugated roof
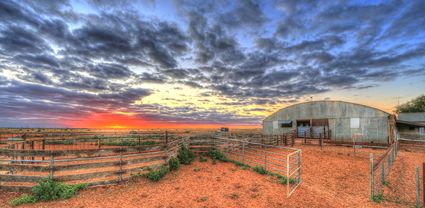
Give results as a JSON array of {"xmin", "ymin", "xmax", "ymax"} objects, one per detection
[{"xmin": 264, "ymin": 100, "xmax": 391, "ymax": 121}]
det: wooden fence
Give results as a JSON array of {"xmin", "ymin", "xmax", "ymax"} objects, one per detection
[{"xmin": 0, "ymin": 132, "xmax": 184, "ymax": 192}]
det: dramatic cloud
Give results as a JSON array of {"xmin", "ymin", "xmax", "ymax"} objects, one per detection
[{"xmin": 1, "ymin": 0, "xmax": 425, "ymax": 127}]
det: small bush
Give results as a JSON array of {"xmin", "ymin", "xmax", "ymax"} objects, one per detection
[
  {"xmin": 177, "ymin": 145, "xmax": 195, "ymax": 164},
  {"xmin": 241, "ymin": 165, "xmax": 250, "ymax": 170},
  {"xmin": 31, "ymin": 178, "xmax": 87, "ymax": 201},
  {"xmin": 193, "ymin": 167, "xmax": 201, "ymax": 172},
  {"xmin": 278, "ymin": 176, "xmax": 297, "ymax": 185},
  {"xmin": 212, "ymin": 158, "xmax": 217, "ymax": 165},
  {"xmin": 10, "ymin": 194, "xmax": 36, "ymax": 206},
  {"xmin": 382, "ymin": 180, "xmax": 390, "ymax": 187},
  {"xmin": 207, "ymin": 149, "xmax": 227, "ymax": 161},
  {"xmin": 252, "ymin": 166, "xmax": 268, "ymax": 175},
  {"xmin": 199, "ymin": 157, "xmax": 208, "ymax": 162},
  {"xmin": 168, "ymin": 157, "xmax": 180, "ymax": 171},
  {"xmin": 146, "ymin": 165, "xmax": 169, "ymax": 182},
  {"xmin": 10, "ymin": 178, "xmax": 87, "ymax": 206},
  {"xmin": 372, "ymin": 193, "xmax": 384, "ymax": 203}
]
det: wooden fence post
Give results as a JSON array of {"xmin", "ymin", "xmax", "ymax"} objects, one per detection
[
  {"xmin": 292, "ymin": 134, "xmax": 295, "ymax": 147},
  {"xmin": 165, "ymin": 131, "xmax": 169, "ymax": 144},
  {"xmin": 320, "ymin": 133, "xmax": 323, "ymax": 150},
  {"xmin": 41, "ymin": 139, "xmax": 46, "ymax": 161},
  {"xmin": 264, "ymin": 154, "xmax": 267, "ymax": 170},
  {"xmin": 119, "ymin": 150, "xmax": 123, "ymax": 182},
  {"xmin": 242, "ymin": 142, "xmax": 245, "ymax": 164},
  {"xmin": 423, "ymin": 163, "xmax": 425, "ymax": 208},
  {"xmin": 416, "ymin": 166, "xmax": 420, "ymax": 208},
  {"xmin": 297, "ymin": 151, "xmax": 301, "ymax": 183},
  {"xmin": 370, "ymin": 153, "xmax": 374, "ymax": 199},
  {"xmin": 381, "ymin": 163, "xmax": 385, "ymax": 187},
  {"xmin": 49, "ymin": 154, "xmax": 54, "ymax": 179}
]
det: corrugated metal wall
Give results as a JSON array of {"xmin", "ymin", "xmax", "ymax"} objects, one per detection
[{"xmin": 263, "ymin": 101, "xmax": 390, "ymax": 144}]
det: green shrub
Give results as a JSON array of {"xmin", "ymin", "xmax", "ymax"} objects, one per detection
[
  {"xmin": 146, "ymin": 165, "xmax": 169, "ymax": 181},
  {"xmin": 10, "ymin": 194, "xmax": 36, "ymax": 206},
  {"xmin": 212, "ymin": 158, "xmax": 216, "ymax": 165},
  {"xmin": 31, "ymin": 178, "xmax": 87, "ymax": 201},
  {"xmin": 168, "ymin": 157, "xmax": 180, "ymax": 171},
  {"xmin": 10, "ymin": 178, "xmax": 87, "ymax": 206},
  {"xmin": 278, "ymin": 176, "xmax": 297, "ymax": 185},
  {"xmin": 199, "ymin": 157, "xmax": 208, "ymax": 162},
  {"xmin": 252, "ymin": 166, "xmax": 268, "ymax": 175},
  {"xmin": 177, "ymin": 145, "xmax": 195, "ymax": 164},
  {"xmin": 372, "ymin": 193, "xmax": 384, "ymax": 203},
  {"xmin": 382, "ymin": 180, "xmax": 390, "ymax": 187},
  {"xmin": 207, "ymin": 149, "xmax": 227, "ymax": 161}
]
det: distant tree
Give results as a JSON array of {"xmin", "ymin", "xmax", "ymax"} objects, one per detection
[{"xmin": 396, "ymin": 95, "xmax": 425, "ymax": 113}]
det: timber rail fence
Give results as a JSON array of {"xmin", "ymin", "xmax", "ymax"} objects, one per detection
[
  {"xmin": 0, "ymin": 131, "xmax": 303, "ymax": 197},
  {"xmin": 0, "ymin": 131, "xmax": 184, "ymax": 192}
]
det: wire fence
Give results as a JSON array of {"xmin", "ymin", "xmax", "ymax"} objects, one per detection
[
  {"xmin": 369, "ymin": 140, "xmax": 400, "ymax": 199},
  {"xmin": 212, "ymin": 137, "xmax": 302, "ymax": 197}
]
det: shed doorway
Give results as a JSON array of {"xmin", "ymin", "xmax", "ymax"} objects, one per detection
[
  {"xmin": 297, "ymin": 120, "xmax": 311, "ymax": 137},
  {"xmin": 312, "ymin": 119, "xmax": 329, "ymax": 139}
]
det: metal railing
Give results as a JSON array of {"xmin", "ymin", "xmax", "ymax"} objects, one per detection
[{"xmin": 212, "ymin": 137, "xmax": 302, "ymax": 197}]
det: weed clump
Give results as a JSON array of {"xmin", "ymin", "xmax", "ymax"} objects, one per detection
[
  {"xmin": 10, "ymin": 178, "xmax": 87, "ymax": 206},
  {"xmin": 168, "ymin": 157, "xmax": 180, "ymax": 171},
  {"xmin": 207, "ymin": 149, "xmax": 227, "ymax": 161},
  {"xmin": 199, "ymin": 156, "xmax": 208, "ymax": 162},
  {"xmin": 10, "ymin": 194, "xmax": 36, "ymax": 206},
  {"xmin": 252, "ymin": 166, "xmax": 268, "ymax": 175},
  {"xmin": 277, "ymin": 176, "xmax": 297, "ymax": 185},
  {"xmin": 372, "ymin": 193, "xmax": 384, "ymax": 203},
  {"xmin": 146, "ymin": 165, "xmax": 169, "ymax": 182},
  {"xmin": 177, "ymin": 144, "xmax": 195, "ymax": 164}
]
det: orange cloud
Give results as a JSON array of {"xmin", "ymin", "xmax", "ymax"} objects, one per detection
[{"xmin": 62, "ymin": 112, "xmax": 260, "ymax": 129}]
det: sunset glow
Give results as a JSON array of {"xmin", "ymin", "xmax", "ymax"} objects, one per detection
[{"xmin": 1, "ymin": 1, "xmax": 424, "ymax": 128}]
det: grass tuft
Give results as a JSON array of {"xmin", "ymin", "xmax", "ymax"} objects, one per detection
[
  {"xmin": 252, "ymin": 166, "xmax": 268, "ymax": 175},
  {"xmin": 177, "ymin": 144, "xmax": 195, "ymax": 164},
  {"xmin": 168, "ymin": 157, "xmax": 180, "ymax": 171},
  {"xmin": 146, "ymin": 165, "xmax": 169, "ymax": 182},
  {"xmin": 372, "ymin": 193, "xmax": 385, "ymax": 203}
]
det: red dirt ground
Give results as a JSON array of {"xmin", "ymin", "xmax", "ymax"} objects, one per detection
[{"xmin": 0, "ymin": 145, "xmax": 423, "ymax": 208}]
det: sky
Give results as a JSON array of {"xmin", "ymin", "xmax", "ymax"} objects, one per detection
[{"xmin": 0, "ymin": 0, "xmax": 425, "ymax": 128}]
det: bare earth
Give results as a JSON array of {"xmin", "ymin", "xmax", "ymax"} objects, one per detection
[{"xmin": 0, "ymin": 145, "xmax": 423, "ymax": 208}]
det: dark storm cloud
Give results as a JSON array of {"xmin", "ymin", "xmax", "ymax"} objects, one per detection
[
  {"xmin": 188, "ymin": 11, "xmax": 245, "ymax": 64},
  {"xmin": 1, "ymin": 0, "xmax": 425, "ymax": 126},
  {"xmin": 219, "ymin": 0, "xmax": 267, "ymax": 28},
  {"xmin": 0, "ymin": 26, "xmax": 52, "ymax": 55},
  {"xmin": 86, "ymin": 63, "xmax": 134, "ymax": 79}
]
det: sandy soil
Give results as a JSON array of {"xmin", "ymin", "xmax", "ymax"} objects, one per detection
[{"xmin": 0, "ymin": 145, "xmax": 422, "ymax": 208}]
